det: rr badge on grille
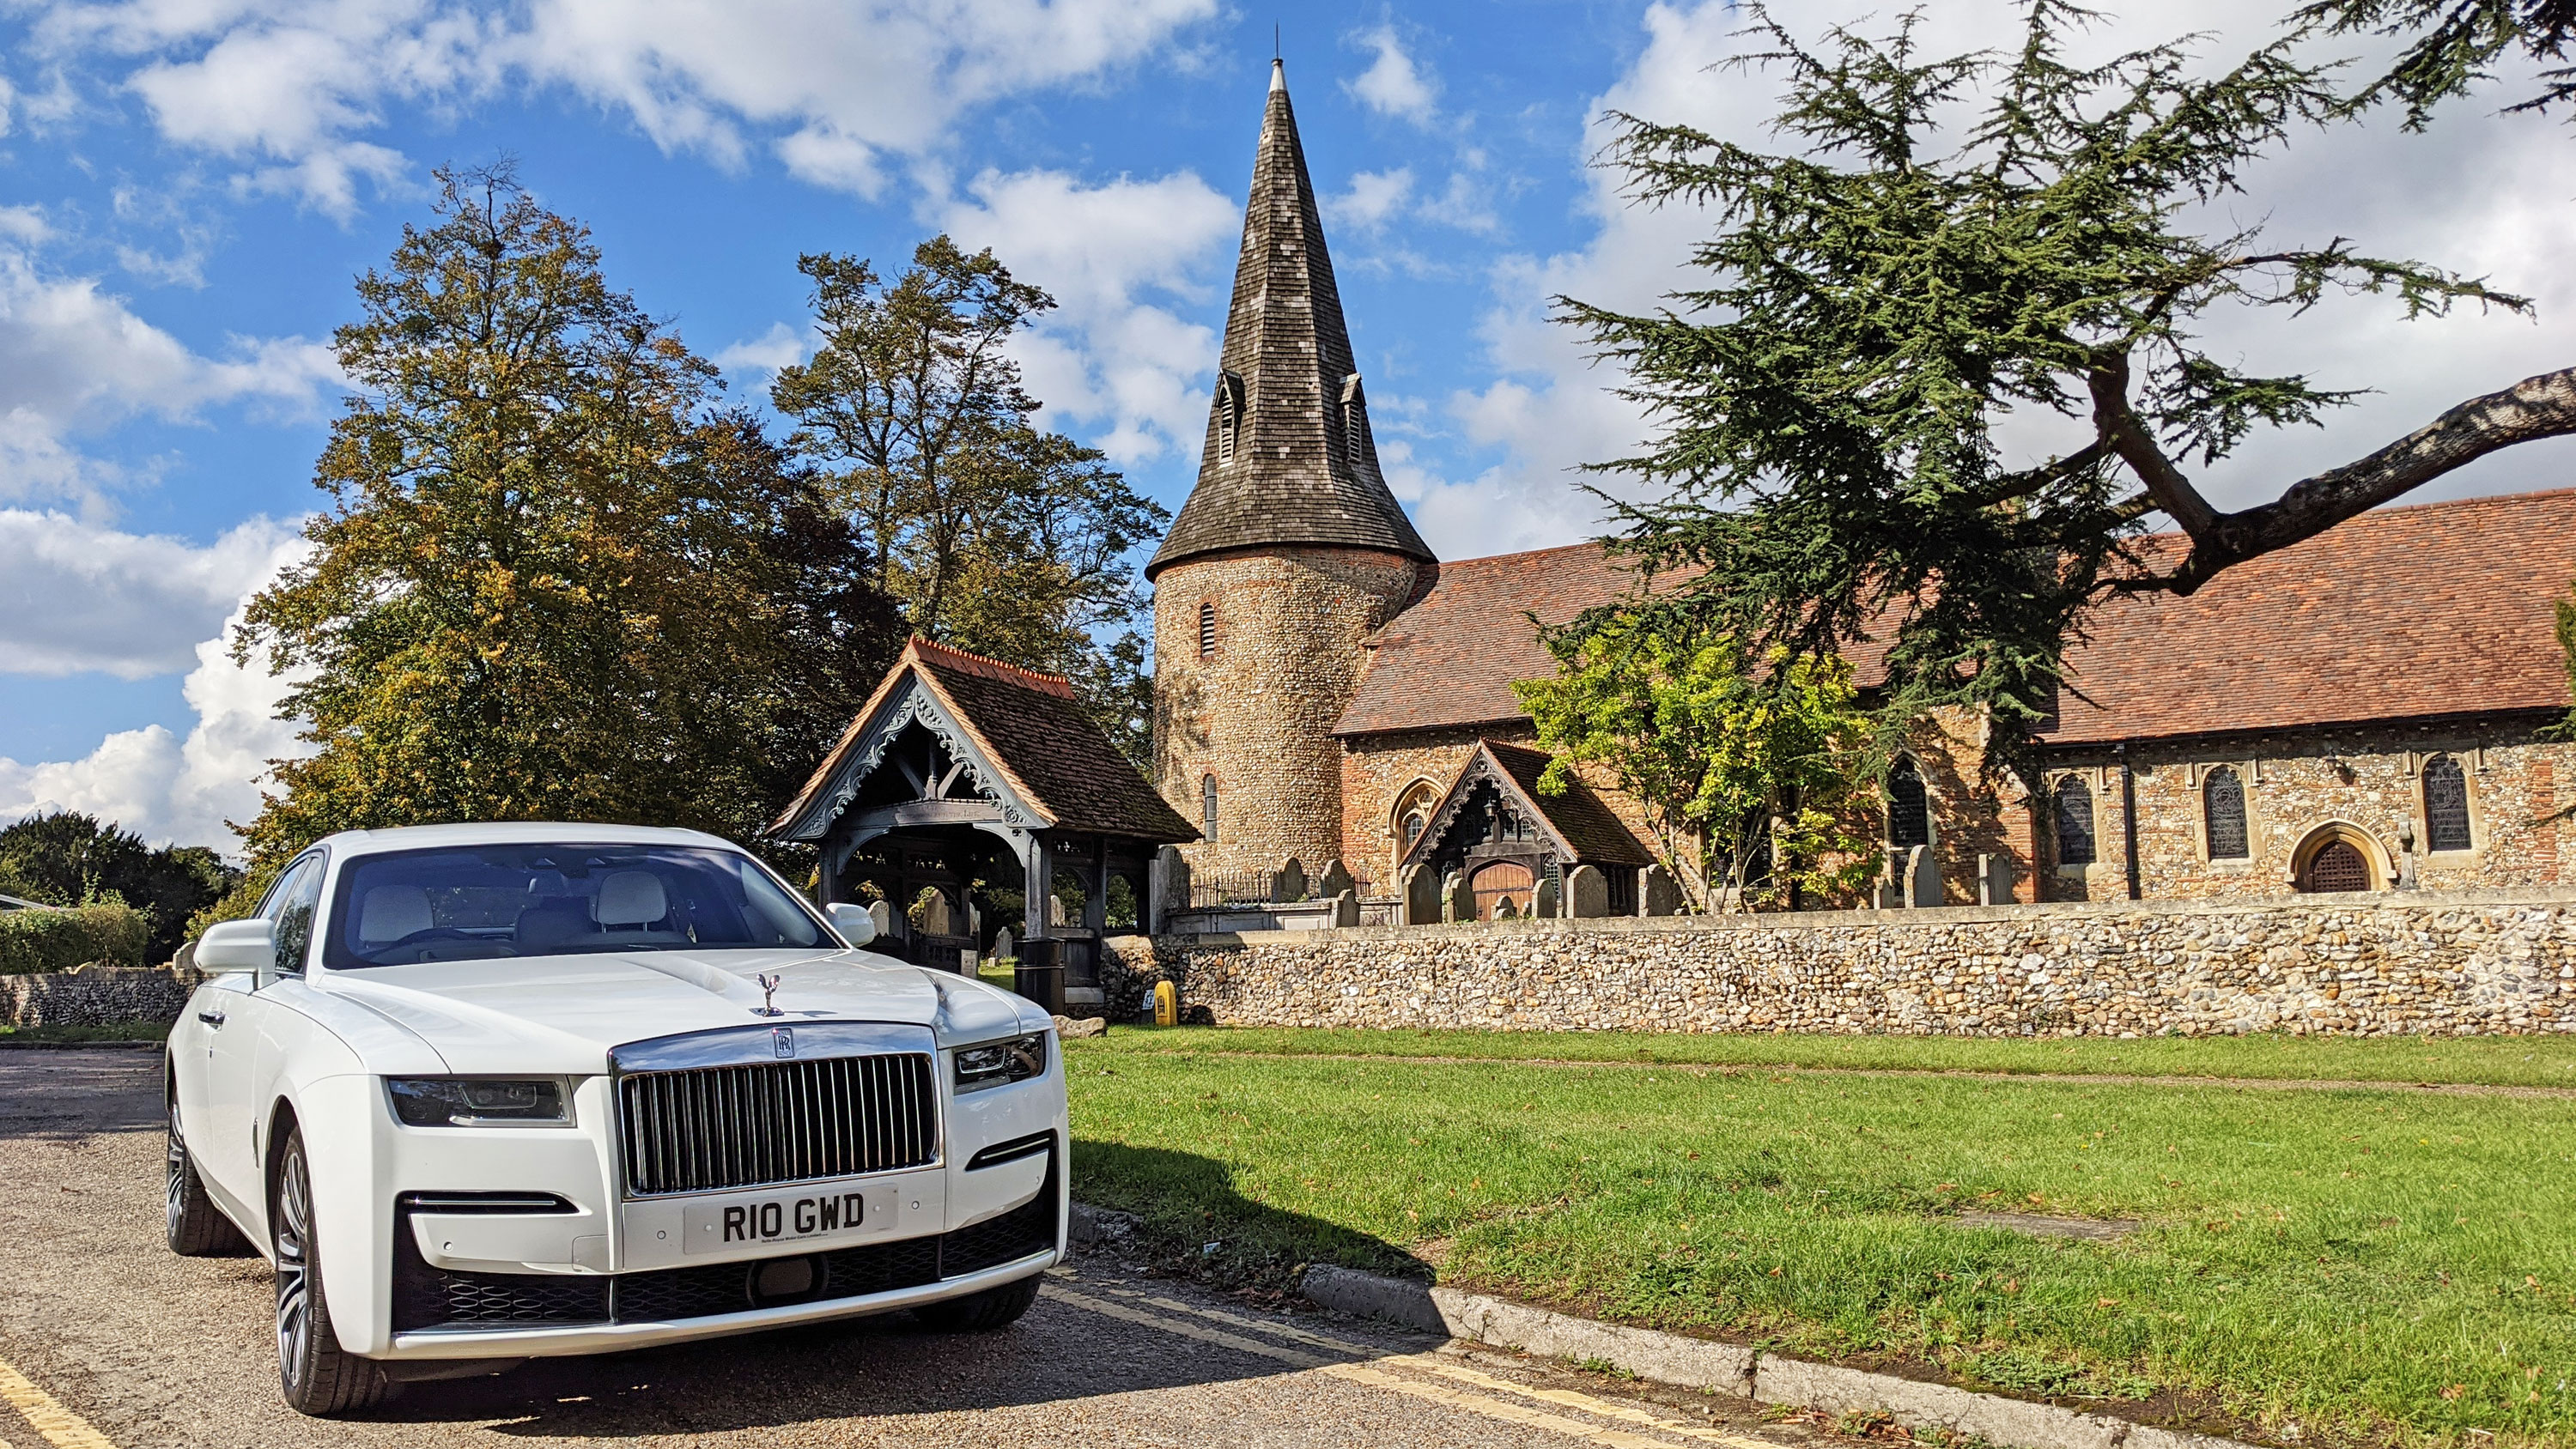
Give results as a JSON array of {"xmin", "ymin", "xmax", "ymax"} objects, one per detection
[{"xmin": 772, "ymin": 1026, "xmax": 795, "ymax": 1058}]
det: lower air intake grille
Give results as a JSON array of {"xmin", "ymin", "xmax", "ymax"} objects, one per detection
[{"xmin": 617, "ymin": 1052, "xmax": 938, "ymax": 1197}]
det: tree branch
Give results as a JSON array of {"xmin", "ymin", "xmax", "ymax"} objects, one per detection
[
  {"xmin": 2087, "ymin": 352, "xmax": 2220, "ymax": 537},
  {"xmin": 2167, "ymin": 363, "xmax": 2576, "ymax": 593}
]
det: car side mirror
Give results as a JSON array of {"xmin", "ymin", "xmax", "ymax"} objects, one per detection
[
  {"xmin": 196, "ymin": 919, "xmax": 276, "ymax": 978},
  {"xmin": 824, "ymin": 902, "xmax": 876, "ymax": 948}
]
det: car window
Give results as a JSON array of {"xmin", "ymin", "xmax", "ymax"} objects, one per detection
[
  {"xmin": 319, "ymin": 843, "xmax": 835, "ymax": 968},
  {"xmin": 269, "ymin": 857, "xmax": 325, "ymax": 976}
]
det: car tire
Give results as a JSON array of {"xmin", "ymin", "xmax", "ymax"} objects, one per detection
[
  {"xmin": 271, "ymin": 1125, "xmax": 390, "ymax": 1416},
  {"xmin": 911, "ymin": 1273, "xmax": 1042, "ymax": 1332},
  {"xmin": 165, "ymin": 1093, "xmax": 248, "ymax": 1258}
]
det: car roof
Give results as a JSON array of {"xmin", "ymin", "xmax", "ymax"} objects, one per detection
[{"xmin": 311, "ymin": 822, "xmax": 742, "ymax": 859}]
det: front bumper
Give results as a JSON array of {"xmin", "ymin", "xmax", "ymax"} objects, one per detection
[{"xmin": 386, "ymin": 1140, "xmax": 1060, "ymax": 1357}]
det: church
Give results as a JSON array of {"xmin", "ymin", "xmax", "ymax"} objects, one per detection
[{"xmin": 1145, "ymin": 60, "xmax": 2576, "ymax": 915}]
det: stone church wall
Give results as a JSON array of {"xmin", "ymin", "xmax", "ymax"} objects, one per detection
[
  {"xmin": 1101, "ymin": 888, "xmax": 2574, "ymax": 1037},
  {"xmin": 1340, "ymin": 726, "xmax": 1682, "ymax": 890},
  {"xmin": 2036, "ymin": 724, "xmax": 2573, "ymax": 903},
  {"xmin": 1151, "ymin": 547, "xmax": 1423, "ymax": 877}
]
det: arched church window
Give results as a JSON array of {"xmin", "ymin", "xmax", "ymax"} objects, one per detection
[
  {"xmin": 2203, "ymin": 766, "xmax": 2249, "ymax": 859},
  {"xmin": 1393, "ymin": 779, "xmax": 1438, "ymax": 854},
  {"xmin": 1200, "ymin": 774, "xmax": 1218, "ymax": 845},
  {"xmin": 1886, "ymin": 756, "xmax": 1930, "ymax": 849},
  {"xmin": 2053, "ymin": 775, "xmax": 2096, "ymax": 865},
  {"xmin": 2423, "ymin": 755, "xmax": 2471, "ymax": 852},
  {"xmin": 1198, "ymin": 602, "xmax": 1217, "ymax": 659}
]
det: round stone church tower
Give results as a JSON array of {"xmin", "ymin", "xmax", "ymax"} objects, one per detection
[{"xmin": 1147, "ymin": 60, "xmax": 1435, "ymax": 878}]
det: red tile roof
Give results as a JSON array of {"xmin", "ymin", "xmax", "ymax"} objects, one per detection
[
  {"xmin": 1337, "ymin": 490, "xmax": 2576, "ymax": 745},
  {"xmin": 1334, "ymin": 543, "xmax": 1653, "ymax": 736},
  {"xmin": 2039, "ymin": 488, "xmax": 2576, "ymax": 744}
]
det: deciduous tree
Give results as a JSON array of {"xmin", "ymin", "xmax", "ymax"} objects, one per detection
[
  {"xmin": 236, "ymin": 167, "xmax": 902, "ymax": 868},
  {"xmin": 772, "ymin": 239, "xmax": 1168, "ymax": 761},
  {"xmin": 1515, "ymin": 618, "xmax": 1881, "ymax": 911}
]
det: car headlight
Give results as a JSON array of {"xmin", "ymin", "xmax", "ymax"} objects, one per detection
[
  {"xmin": 386, "ymin": 1077, "xmax": 573, "ymax": 1127},
  {"xmin": 954, "ymin": 1034, "xmax": 1047, "ymax": 1093}
]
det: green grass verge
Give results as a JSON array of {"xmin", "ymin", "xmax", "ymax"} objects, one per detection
[
  {"xmin": 0, "ymin": 1020, "xmax": 169, "ymax": 1043},
  {"xmin": 1078, "ymin": 1025, "xmax": 2576, "ymax": 1089},
  {"xmin": 1066, "ymin": 1034, "xmax": 2576, "ymax": 1448}
]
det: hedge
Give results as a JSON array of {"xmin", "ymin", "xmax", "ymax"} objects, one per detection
[{"xmin": 0, "ymin": 903, "xmax": 153, "ymax": 975}]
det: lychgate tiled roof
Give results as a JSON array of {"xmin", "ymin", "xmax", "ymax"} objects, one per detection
[
  {"xmin": 1480, "ymin": 740, "xmax": 1656, "ymax": 868},
  {"xmin": 771, "ymin": 638, "xmax": 1198, "ymax": 844},
  {"xmin": 1337, "ymin": 489, "xmax": 2576, "ymax": 746},
  {"xmin": 1145, "ymin": 60, "xmax": 1432, "ymax": 579}
]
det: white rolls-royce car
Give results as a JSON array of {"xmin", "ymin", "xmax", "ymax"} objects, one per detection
[{"xmin": 163, "ymin": 822, "xmax": 1066, "ymax": 1416}]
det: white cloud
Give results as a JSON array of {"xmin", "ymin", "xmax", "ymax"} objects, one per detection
[
  {"xmin": 27, "ymin": 0, "xmax": 1218, "ymax": 210},
  {"xmin": 933, "ymin": 166, "xmax": 1236, "ymax": 463},
  {"xmin": 0, "ymin": 237, "xmax": 339, "ymax": 512},
  {"xmin": 714, "ymin": 320, "xmax": 806, "ymax": 379},
  {"xmin": 1325, "ymin": 167, "xmax": 1415, "ymax": 233},
  {"xmin": 1345, "ymin": 25, "xmax": 1437, "ymax": 124},
  {"xmin": 0, "ymin": 553, "xmax": 312, "ymax": 852},
  {"xmin": 1431, "ymin": 0, "xmax": 2576, "ymax": 561},
  {"xmin": 0, "ymin": 512, "xmax": 304, "ymax": 678}
]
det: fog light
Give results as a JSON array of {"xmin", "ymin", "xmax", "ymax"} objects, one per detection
[{"xmin": 749, "ymin": 1255, "xmax": 820, "ymax": 1305}]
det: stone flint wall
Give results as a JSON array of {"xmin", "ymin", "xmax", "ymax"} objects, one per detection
[
  {"xmin": 1100, "ymin": 888, "xmax": 2575, "ymax": 1037},
  {"xmin": 3, "ymin": 963, "xmax": 199, "ymax": 1030}
]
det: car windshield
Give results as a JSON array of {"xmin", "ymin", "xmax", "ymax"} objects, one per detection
[{"xmin": 321, "ymin": 843, "xmax": 835, "ymax": 968}]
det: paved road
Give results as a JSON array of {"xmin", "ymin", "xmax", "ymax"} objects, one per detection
[{"xmin": 0, "ymin": 1048, "xmax": 1845, "ymax": 1449}]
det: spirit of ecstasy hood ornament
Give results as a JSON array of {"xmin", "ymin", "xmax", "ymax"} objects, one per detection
[{"xmin": 753, "ymin": 973, "xmax": 784, "ymax": 1017}]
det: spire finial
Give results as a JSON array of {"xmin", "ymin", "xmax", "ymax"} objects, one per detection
[{"xmin": 1270, "ymin": 52, "xmax": 1285, "ymax": 92}]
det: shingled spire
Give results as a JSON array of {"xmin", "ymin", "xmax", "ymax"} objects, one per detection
[{"xmin": 1145, "ymin": 58, "xmax": 1434, "ymax": 580}]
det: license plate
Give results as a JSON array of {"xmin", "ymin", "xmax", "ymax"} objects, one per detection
[{"xmin": 682, "ymin": 1187, "xmax": 871, "ymax": 1254}]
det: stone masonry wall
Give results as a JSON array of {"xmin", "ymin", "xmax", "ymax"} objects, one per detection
[
  {"xmin": 1152, "ymin": 547, "xmax": 1424, "ymax": 878},
  {"xmin": 2039, "ymin": 724, "xmax": 2574, "ymax": 902},
  {"xmin": 1340, "ymin": 725, "xmax": 1512, "ymax": 884},
  {"xmin": 1100, "ymin": 888, "xmax": 2574, "ymax": 1037},
  {"xmin": 3, "ymin": 964, "xmax": 198, "ymax": 1030}
]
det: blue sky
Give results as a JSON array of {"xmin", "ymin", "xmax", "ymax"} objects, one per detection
[{"xmin": 4, "ymin": 0, "xmax": 2574, "ymax": 849}]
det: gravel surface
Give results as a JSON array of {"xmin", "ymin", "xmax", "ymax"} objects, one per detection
[{"xmin": 0, "ymin": 1049, "xmax": 1842, "ymax": 1449}]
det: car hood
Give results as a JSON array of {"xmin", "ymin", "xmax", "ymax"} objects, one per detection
[{"xmin": 313, "ymin": 948, "xmax": 1050, "ymax": 1076}]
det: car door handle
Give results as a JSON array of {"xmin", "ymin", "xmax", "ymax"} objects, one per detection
[{"xmin": 197, "ymin": 1009, "xmax": 226, "ymax": 1028}]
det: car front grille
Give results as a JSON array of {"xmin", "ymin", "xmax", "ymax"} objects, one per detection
[
  {"xmin": 388, "ymin": 1144, "xmax": 1059, "ymax": 1334},
  {"xmin": 617, "ymin": 1052, "xmax": 938, "ymax": 1197}
]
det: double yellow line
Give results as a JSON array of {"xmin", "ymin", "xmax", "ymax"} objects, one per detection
[
  {"xmin": 1039, "ymin": 1275, "xmax": 1782, "ymax": 1449},
  {"xmin": 0, "ymin": 1357, "xmax": 117, "ymax": 1449}
]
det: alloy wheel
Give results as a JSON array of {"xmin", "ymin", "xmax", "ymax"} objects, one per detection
[
  {"xmin": 274, "ymin": 1144, "xmax": 313, "ymax": 1392},
  {"xmin": 163, "ymin": 1100, "xmax": 188, "ymax": 1243}
]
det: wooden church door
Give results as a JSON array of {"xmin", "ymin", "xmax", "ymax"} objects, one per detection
[{"xmin": 1470, "ymin": 861, "xmax": 1535, "ymax": 919}]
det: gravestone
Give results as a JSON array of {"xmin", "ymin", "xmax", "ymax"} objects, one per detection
[
  {"xmin": 1534, "ymin": 872, "xmax": 1560, "ymax": 919},
  {"xmin": 1330, "ymin": 890, "xmax": 1359, "ymax": 927},
  {"xmin": 1152, "ymin": 845, "xmax": 1190, "ymax": 934},
  {"xmin": 917, "ymin": 890, "xmax": 951, "ymax": 937},
  {"xmin": 1906, "ymin": 844, "xmax": 1940, "ymax": 908},
  {"xmin": 1640, "ymin": 864, "xmax": 1681, "ymax": 917},
  {"xmin": 1442, "ymin": 870, "xmax": 1471, "ymax": 924},
  {"xmin": 867, "ymin": 900, "xmax": 893, "ymax": 940},
  {"xmin": 1315, "ymin": 858, "xmax": 1354, "ymax": 901},
  {"xmin": 991, "ymin": 927, "xmax": 1014, "ymax": 962},
  {"xmin": 1401, "ymin": 864, "xmax": 1439, "ymax": 926},
  {"xmin": 1566, "ymin": 864, "xmax": 1610, "ymax": 919},
  {"xmin": 1272, "ymin": 858, "xmax": 1308, "ymax": 903},
  {"xmin": 1492, "ymin": 896, "xmax": 1518, "ymax": 920},
  {"xmin": 1048, "ymin": 894, "xmax": 1068, "ymax": 927}
]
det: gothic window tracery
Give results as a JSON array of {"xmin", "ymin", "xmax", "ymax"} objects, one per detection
[
  {"xmin": 2203, "ymin": 766, "xmax": 2249, "ymax": 859},
  {"xmin": 2053, "ymin": 775, "xmax": 2096, "ymax": 866},
  {"xmin": 2423, "ymin": 755, "xmax": 2471, "ymax": 852}
]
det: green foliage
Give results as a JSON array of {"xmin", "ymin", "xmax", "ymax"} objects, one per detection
[
  {"xmin": 1560, "ymin": 3, "xmax": 2526, "ymax": 774},
  {"xmin": 772, "ymin": 239, "xmax": 1170, "ymax": 763},
  {"xmin": 0, "ymin": 902, "xmax": 152, "ymax": 975},
  {"xmin": 2543, "ymin": 582, "xmax": 2576, "ymax": 743},
  {"xmin": 1514, "ymin": 615, "xmax": 1880, "ymax": 909},
  {"xmin": 0, "ymin": 812, "xmax": 239, "ymax": 961},
  {"xmin": 2298, "ymin": 0, "xmax": 2576, "ymax": 127},
  {"xmin": 236, "ymin": 166, "xmax": 903, "ymax": 870}
]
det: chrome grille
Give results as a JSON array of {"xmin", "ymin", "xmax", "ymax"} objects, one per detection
[{"xmin": 617, "ymin": 1053, "xmax": 937, "ymax": 1197}]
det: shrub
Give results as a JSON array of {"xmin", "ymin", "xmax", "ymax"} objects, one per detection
[{"xmin": 0, "ymin": 902, "xmax": 154, "ymax": 975}]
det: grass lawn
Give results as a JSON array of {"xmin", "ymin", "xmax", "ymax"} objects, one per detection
[
  {"xmin": 1066, "ymin": 1028, "xmax": 2576, "ymax": 1448},
  {"xmin": 0, "ymin": 1020, "xmax": 167, "ymax": 1044}
]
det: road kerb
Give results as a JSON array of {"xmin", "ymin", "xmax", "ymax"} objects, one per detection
[{"xmin": 1299, "ymin": 1264, "xmax": 2254, "ymax": 1449}]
